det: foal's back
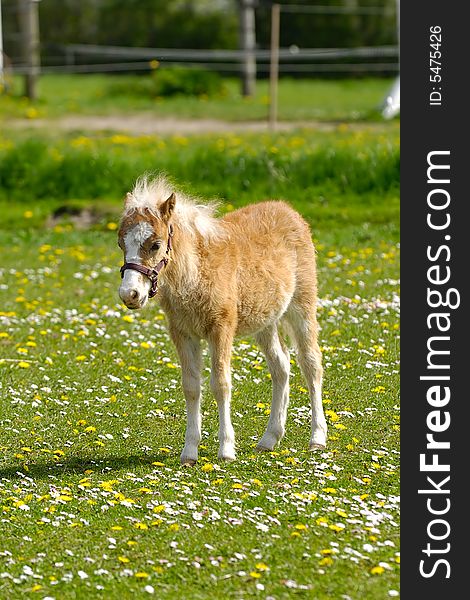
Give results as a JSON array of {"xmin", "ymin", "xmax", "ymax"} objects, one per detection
[{"xmin": 220, "ymin": 201, "xmax": 317, "ymax": 335}]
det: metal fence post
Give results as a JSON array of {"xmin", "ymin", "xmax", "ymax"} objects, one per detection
[{"xmin": 269, "ymin": 3, "xmax": 280, "ymax": 130}]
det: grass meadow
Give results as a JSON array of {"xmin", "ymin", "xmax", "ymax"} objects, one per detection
[
  {"xmin": 0, "ymin": 83, "xmax": 399, "ymax": 599},
  {"xmin": 0, "ymin": 75, "xmax": 394, "ymax": 122}
]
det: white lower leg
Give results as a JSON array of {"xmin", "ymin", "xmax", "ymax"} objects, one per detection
[
  {"xmin": 172, "ymin": 334, "xmax": 202, "ymax": 465},
  {"xmin": 216, "ymin": 394, "xmax": 236, "ymax": 461},
  {"xmin": 209, "ymin": 335, "xmax": 236, "ymax": 461},
  {"xmin": 256, "ymin": 327, "xmax": 290, "ymax": 451},
  {"xmin": 285, "ymin": 311, "xmax": 327, "ymax": 450},
  {"xmin": 309, "ymin": 379, "xmax": 327, "ymax": 449},
  {"xmin": 181, "ymin": 394, "xmax": 201, "ymax": 464}
]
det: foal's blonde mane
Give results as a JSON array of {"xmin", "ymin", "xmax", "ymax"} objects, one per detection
[{"xmin": 124, "ymin": 175, "xmax": 222, "ymax": 240}]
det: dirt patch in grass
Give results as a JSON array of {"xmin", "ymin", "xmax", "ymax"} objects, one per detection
[{"xmin": 7, "ymin": 114, "xmax": 389, "ymax": 135}]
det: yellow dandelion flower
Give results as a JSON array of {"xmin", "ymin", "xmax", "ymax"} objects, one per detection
[
  {"xmin": 325, "ymin": 409, "xmax": 340, "ymax": 422},
  {"xmin": 26, "ymin": 107, "xmax": 39, "ymax": 119},
  {"xmin": 370, "ymin": 566, "xmax": 385, "ymax": 575},
  {"xmin": 372, "ymin": 386, "xmax": 386, "ymax": 393}
]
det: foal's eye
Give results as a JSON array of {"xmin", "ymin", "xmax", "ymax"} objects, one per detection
[{"xmin": 151, "ymin": 241, "xmax": 162, "ymax": 252}]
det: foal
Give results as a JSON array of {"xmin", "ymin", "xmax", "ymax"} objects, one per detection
[{"xmin": 118, "ymin": 177, "xmax": 327, "ymax": 464}]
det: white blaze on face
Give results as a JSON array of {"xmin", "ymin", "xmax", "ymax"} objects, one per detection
[{"xmin": 119, "ymin": 221, "xmax": 154, "ymax": 304}]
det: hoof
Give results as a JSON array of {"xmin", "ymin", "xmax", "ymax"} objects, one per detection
[
  {"xmin": 309, "ymin": 442, "xmax": 326, "ymax": 451},
  {"xmin": 181, "ymin": 458, "xmax": 197, "ymax": 467},
  {"xmin": 219, "ymin": 454, "xmax": 236, "ymax": 462},
  {"xmin": 255, "ymin": 444, "xmax": 273, "ymax": 453}
]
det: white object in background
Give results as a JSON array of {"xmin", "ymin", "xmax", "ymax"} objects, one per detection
[{"xmin": 382, "ymin": 76, "xmax": 400, "ymax": 119}]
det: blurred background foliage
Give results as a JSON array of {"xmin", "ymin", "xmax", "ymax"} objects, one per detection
[{"xmin": 2, "ymin": 0, "xmax": 397, "ymax": 69}]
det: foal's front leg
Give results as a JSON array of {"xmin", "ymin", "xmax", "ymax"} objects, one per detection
[
  {"xmin": 170, "ymin": 329, "xmax": 203, "ymax": 465},
  {"xmin": 209, "ymin": 330, "xmax": 236, "ymax": 461}
]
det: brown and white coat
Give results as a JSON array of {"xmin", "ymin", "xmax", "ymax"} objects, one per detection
[{"xmin": 118, "ymin": 176, "xmax": 327, "ymax": 464}]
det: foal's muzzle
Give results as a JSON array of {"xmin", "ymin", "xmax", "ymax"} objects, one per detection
[
  {"xmin": 120, "ymin": 262, "xmax": 163, "ymax": 298},
  {"xmin": 119, "ymin": 283, "xmax": 148, "ymax": 309}
]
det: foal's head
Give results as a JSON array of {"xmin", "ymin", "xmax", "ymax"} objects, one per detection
[{"xmin": 118, "ymin": 191, "xmax": 175, "ymax": 309}]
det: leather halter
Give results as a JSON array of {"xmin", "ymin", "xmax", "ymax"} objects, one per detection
[{"xmin": 120, "ymin": 225, "xmax": 173, "ymax": 298}]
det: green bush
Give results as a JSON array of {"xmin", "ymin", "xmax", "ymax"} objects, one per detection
[
  {"xmin": 151, "ymin": 67, "xmax": 225, "ymax": 98},
  {"xmin": 105, "ymin": 68, "xmax": 226, "ymax": 99}
]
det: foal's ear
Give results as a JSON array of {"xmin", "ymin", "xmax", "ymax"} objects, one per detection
[
  {"xmin": 124, "ymin": 192, "xmax": 134, "ymax": 207},
  {"xmin": 160, "ymin": 193, "xmax": 176, "ymax": 220}
]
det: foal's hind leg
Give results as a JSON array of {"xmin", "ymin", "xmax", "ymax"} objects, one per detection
[
  {"xmin": 285, "ymin": 309, "xmax": 328, "ymax": 449},
  {"xmin": 254, "ymin": 323, "xmax": 290, "ymax": 452},
  {"xmin": 170, "ymin": 327, "xmax": 203, "ymax": 466}
]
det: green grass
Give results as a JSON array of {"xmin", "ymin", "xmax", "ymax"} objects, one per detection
[
  {"xmin": 0, "ymin": 227, "xmax": 400, "ymax": 599},
  {"xmin": 0, "ymin": 124, "xmax": 399, "ymax": 235},
  {"xmin": 0, "ymin": 126, "xmax": 399, "ymax": 598},
  {"xmin": 1, "ymin": 74, "xmax": 396, "ymax": 122}
]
